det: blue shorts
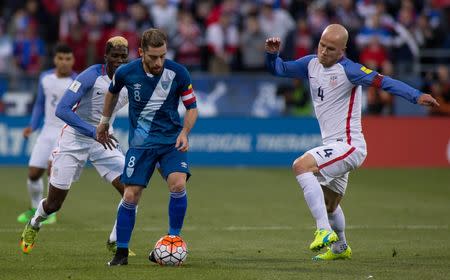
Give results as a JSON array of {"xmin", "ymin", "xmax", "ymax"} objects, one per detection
[{"xmin": 121, "ymin": 145, "xmax": 191, "ymax": 187}]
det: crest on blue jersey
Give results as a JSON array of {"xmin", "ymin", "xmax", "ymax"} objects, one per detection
[
  {"xmin": 161, "ymin": 80, "xmax": 170, "ymax": 90},
  {"xmin": 126, "ymin": 167, "xmax": 134, "ymax": 177}
]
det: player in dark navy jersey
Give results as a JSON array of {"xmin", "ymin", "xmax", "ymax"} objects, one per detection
[{"xmin": 97, "ymin": 28, "xmax": 198, "ymax": 266}]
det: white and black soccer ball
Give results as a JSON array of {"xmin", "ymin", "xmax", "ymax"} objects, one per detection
[{"xmin": 151, "ymin": 235, "xmax": 188, "ymax": 266}]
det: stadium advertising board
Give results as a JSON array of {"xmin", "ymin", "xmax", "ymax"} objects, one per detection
[
  {"xmin": 0, "ymin": 117, "xmax": 448, "ymax": 167},
  {"xmin": 0, "ymin": 117, "xmax": 322, "ymax": 166},
  {"xmin": 362, "ymin": 117, "xmax": 450, "ymax": 167}
]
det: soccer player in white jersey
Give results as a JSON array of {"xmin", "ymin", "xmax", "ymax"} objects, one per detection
[
  {"xmin": 17, "ymin": 43, "xmax": 76, "ymax": 225},
  {"xmin": 265, "ymin": 24, "xmax": 439, "ymax": 260},
  {"xmin": 20, "ymin": 36, "xmax": 133, "ymax": 256}
]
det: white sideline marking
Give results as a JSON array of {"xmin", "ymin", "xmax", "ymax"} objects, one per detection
[{"xmin": 2, "ymin": 224, "xmax": 448, "ymax": 233}]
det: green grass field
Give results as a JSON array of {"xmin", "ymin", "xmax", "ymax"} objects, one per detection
[{"xmin": 1, "ymin": 167, "xmax": 449, "ymax": 280}]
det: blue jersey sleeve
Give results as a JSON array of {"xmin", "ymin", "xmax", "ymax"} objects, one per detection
[
  {"xmin": 265, "ymin": 52, "xmax": 315, "ymax": 79},
  {"xmin": 342, "ymin": 58, "xmax": 421, "ymax": 104},
  {"xmin": 55, "ymin": 67, "xmax": 98, "ymax": 138},
  {"xmin": 178, "ymin": 66, "xmax": 197, "ymax": 109},
  {"xmin": 109, "ymin": 65, "xmax": 126, "ymax": 94},
  {"xmin": 29, "ymin": 74, "xmax": 45, "ymax": 130}
]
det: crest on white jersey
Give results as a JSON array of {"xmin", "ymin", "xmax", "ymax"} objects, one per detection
[
  {"xmin": 329, "ymin": 75, "xmax": 338, "ymax": 87},
  {"xmin": 68, "ymin": 80, "xmax": 81, "ymax": 93}
]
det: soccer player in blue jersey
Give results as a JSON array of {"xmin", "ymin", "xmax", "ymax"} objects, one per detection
[
  {"xmin": 96, "ymin": 28, "xmax": 198, "ymax": 266},
  {"xmin": 265, "ymin": 24, "xmax": 439, "ymax": 260},
  {"xmin": 17, "ymin": 43, "xmax": 76, "ymax": 225},
  {"xmin": 20, "ymin": 37, "xmax": 134, "ymax": 256}
]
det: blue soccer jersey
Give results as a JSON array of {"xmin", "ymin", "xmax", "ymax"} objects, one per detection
[{"xmin": 109, "ymin": 58, "xmax": 197, "ymax": 149}]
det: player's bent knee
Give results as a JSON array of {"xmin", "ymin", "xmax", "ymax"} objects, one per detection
[
  {"xmin": 326, "ymin": 204, "xmax": 337, "ymax": 213},
  {"xmin": 28, "ymin": 169, "xmax": 44, "ymax": 181},
  {"xmin": 123, "ymin": 193, "xmax": 136, "ymax": 203},
  {"xmin": 292, "ymin": 154, "xmax": 316, "ymax": 175},
  {"xmin": 28, "ymin": 174, "xmax": 41, "ymax": 181},
  {"xmin": 168, "ymin": 181, "xmax": 186, "ymax": 193},
  {"xmin": 123, "ymin": 186, "xmax": 143, "ymax": 204},
  {"xmin": 167, "ymin": 172, "xmax": 187, "ymax": 193}
]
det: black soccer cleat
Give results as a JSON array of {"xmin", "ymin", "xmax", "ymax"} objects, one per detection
[
  {"xmin": 108, "ymin": 248, "xmax": 129, "ymax": 266},
  {"xmin": 148, "ymin": 249, "xmax": 157, "ymax": 263}
]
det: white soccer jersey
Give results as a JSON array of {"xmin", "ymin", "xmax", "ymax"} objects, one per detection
[
  {"xmin": 50, "ymin": 64, "xmax": 128, "ymax": 189},
  {"xmin": 306, "ymin": 57, "xmax": 365, "ymax": 150},
  {"xmin": 58, "ymin": 64, "xmax": 127, "ymax": 138},
  {"xmin": 266, "ymin": 54, "xmax": 422, "ymax": 152},
  {"xmin": 42, "ymin": 72, "xmax": 75, "ymax": 128},
  {"xmin": 29, "ymin": 69, "xmax": 76, "ymax": 131}
]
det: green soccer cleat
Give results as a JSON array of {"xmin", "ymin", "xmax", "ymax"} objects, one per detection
[
  {"xmin": 106, "ymin": 239, "xmax": 136, "ymax": 257},
  {"xmin": 309, "ymin": 229, "xmax": 338, "ymax": 252},
  {"xmin": 20, "ymin": 222, "xmax": 40, "ymax": 254},
  {"xmin": 17, "ymin": 208, "xmax": 36, "ymax": 224},
  {"xmin": 41, "ymin": 213, "xmax": 57, "ymax": 225},
  {"xmin": 312, "ymin": 245, "xmax": 352, "ymax": 261}
]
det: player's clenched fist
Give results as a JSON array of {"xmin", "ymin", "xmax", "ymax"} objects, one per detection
[{"xmin": 265, "ymin": 37, "xmax": 281, "ymax": 53}]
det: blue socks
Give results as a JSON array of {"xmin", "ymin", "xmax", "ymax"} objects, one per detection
[
  {"xmin": 116, "ymin": 200, "xmax": 137, "ymax": 248},
  {"xmin": 115, "ymin": 188, "xmax": 186, "ymax": 247},
  {"xmin": 168, "ymin": 189, "xmax": 187, "ymax": 236}
]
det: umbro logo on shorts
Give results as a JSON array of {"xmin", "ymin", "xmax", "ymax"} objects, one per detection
[{"xmin": 181, "ymin": 162, "xmax": 187, "ymax": 168}]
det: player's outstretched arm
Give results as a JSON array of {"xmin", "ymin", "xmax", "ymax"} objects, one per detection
[
  {"xmin": 344, "ymin": 60, "xmax": 439, "ymax": 106},
  {"xmin": 176, "ymin": 108, "xmax": 198, "ymax": 152},
  {"xmin": 417, "ymin": 93, "xmax": 439, "ymax": 107},
  {"xmin": 96, "ymin": 91, "xmax": 119, "ymax": 150},
  {"xmin": 265, "ymin": 37, "xmax": 311, "ymax": 79}
]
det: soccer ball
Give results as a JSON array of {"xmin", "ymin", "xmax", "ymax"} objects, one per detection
[{"xmin": 151, "ymin": 235, "xmax": 188, "ymax": 266}]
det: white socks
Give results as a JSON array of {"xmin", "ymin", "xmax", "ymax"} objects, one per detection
[
  {"xmin": 30, "ymin": 199, "xmax": 48, "ymax": 228},
  {"xmin": 296, "ymin": 172, "xmax": 331, "ymax": 230},
  {"xmin": 27, "ymin": 178, "xmax": 43, "ymax": 209},
  {"xmin": 328, "ymin": 205, "xmax": 348, "ymax": 253},
  {"xmin": 109, "ymin": 222, "xmax": 117, "ymax": 242},
  {"xmin": 328, "ymin": 205, "xmax": 346, "ymax": 242}
]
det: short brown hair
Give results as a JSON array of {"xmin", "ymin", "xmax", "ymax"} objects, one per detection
[{"xmin": 141, "ymin": 28, "xmax": 167, "ymax": 50}]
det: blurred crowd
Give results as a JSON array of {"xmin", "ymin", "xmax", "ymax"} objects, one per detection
[{"xmin": 0, "ymin": 0, "xmax": 449, "ymax": 116}]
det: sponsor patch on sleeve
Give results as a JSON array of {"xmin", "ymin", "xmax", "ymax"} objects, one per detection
[
  {"xmin": 68, "ymin": 80, "xmax": 81, "ymax": 93},
  {"xmin": 360, "ymin": 66, "xmax": 373, "ymax": 74}
]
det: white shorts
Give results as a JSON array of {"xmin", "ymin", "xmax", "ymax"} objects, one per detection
[
  {"xmin": 29, "ymin": 126, "xmax": 63, "ymax": 168},
  {"xmin": 307, "ymin": 142, "xmax": 367, "ymax": 195},
  {"xmin": 49, "ymin": 131, "xmax": 125, "ymax": 190}
]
